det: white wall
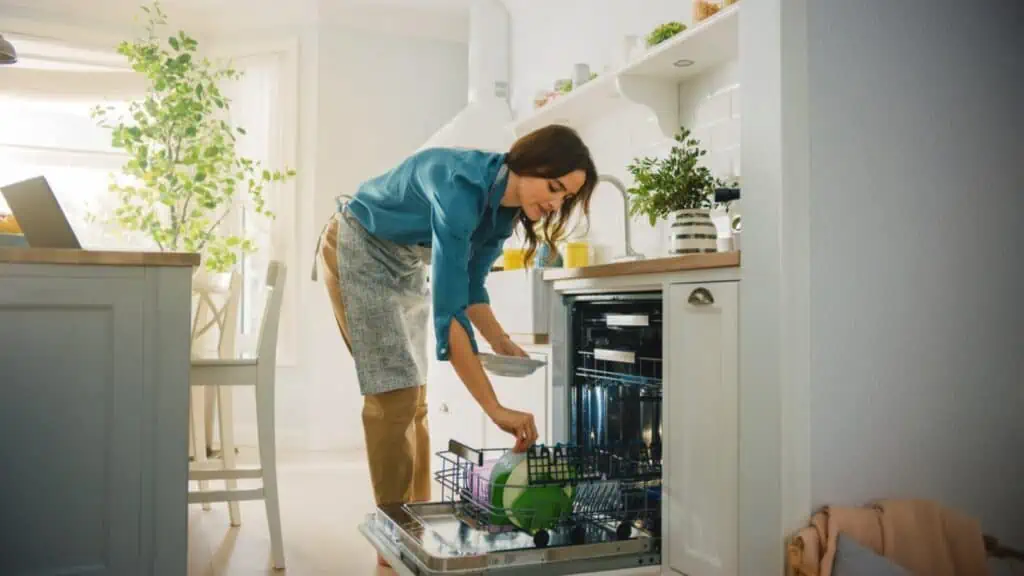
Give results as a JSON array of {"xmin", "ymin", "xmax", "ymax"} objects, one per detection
[
  {"xmin": 505, "ymin": 0, "xmax": 741, "ymax": 263},
  {"xmin": 806, "ymin": 0, "xmax": 1024, "ymax": 546},
  {"xmin": 303, "ymin": 18, "xmax": 468, "ymax": 452}
]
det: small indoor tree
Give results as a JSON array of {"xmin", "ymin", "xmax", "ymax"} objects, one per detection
[
  {"xmin": 626, "ymin": 127, "xmax": 722, "ymax": 254},
  {"xmin": 92, "ymin": 1, "xmax": 295, "ymax": 273}
]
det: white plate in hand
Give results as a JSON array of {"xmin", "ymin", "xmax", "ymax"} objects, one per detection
[{"xmin": 478, "ymin": 353, "xmax": 546, "ymax": 378}]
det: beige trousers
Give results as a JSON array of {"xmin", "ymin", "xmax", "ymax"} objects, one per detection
[{"xmin": 318, "ymin": 214, "xmax": 432, "ymax": 506}]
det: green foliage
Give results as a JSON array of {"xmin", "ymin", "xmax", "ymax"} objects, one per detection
[
  {"xmin": 646, "ymin": 21, "xmax": 686, "ymax": 47},
  {"xmin": 92, "ymin": 1, "xmax": 296, "ymax": 272},
  {"xmin": 625, "ymin": 127, "xmax": 722, "ymax": 226}
]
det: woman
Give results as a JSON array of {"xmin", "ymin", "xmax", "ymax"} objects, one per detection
[{"xmin": 312, "ymin": 125, "xmax": 597, "ymax": 533}]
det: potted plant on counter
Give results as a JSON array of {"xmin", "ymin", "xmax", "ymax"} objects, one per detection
[
  {"xmin": 625, "ymin": 127, "xmax": 722, "ymax": 255},
  {"xmin": 91, "ymin": 1, "xmax": 295, "ymax": 277}
]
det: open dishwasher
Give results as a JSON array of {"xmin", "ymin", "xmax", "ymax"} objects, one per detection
[{"xmin": 359, "ymin": 439, "xmax": 661, "ymax": 575}]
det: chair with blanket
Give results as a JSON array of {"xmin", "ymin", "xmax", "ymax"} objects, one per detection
[{"xmin": 787, "ymin": 499, "xmax": 1024, "ymax": 576}]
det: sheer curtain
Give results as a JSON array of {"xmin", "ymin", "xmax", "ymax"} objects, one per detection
[{"xmin": 218, "ymin": 43, "xmax": 298, "ymax": 365}]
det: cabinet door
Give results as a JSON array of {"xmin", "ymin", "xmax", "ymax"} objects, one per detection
[
  {"xmin": 0, "ymin": 273, "xmax": 146, "ymax": 576},
  {"xmin": 482, "ymin": 352, "xmax": 549, "ymax": 449},
  {"xmin": 428, "ymin": 355, "xmax": 486, "ymax": 475},
  {"xmin": 665, "ymin": 282, "xmax": 739, "ymax": 576}
]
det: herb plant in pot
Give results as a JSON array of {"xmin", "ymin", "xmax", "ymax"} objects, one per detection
[
  {"xmin": 626, "ymin": 127, "xmax": 722, "ymax": 255},
  {"xmin": 91, "ymin": 1, "xmax": 296, "ymax": 281}
]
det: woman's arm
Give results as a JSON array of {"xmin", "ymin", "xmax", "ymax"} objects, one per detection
[
  {"xmin": 449, "ymin": 319, "xmax": 537, "ymax": 452},
  {"xmin": 425, "ymin": 171, "xmax": 537, "ymax": 451},
  {"xmin": 467, "ymin": 303, "xmax": 528, "ymax": 358}
]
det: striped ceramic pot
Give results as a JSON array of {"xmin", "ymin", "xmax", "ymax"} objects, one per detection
[{"xmin": 669, "ymin": 208, "xmax": 718, "ymax": 254}]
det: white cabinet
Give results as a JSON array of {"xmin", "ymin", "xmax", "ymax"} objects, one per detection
[
  {"xmin": 664, "ymin": 281, "xmax": 739, "ymax": 576},
  {"xmin": 482, "ymin": 351, "xmax": 549, "ymax": 449},
  {"xmin": 428, "ymin": 348, "xmax": 550, "ymax": 476},
  {"xmin": 428, "ymin": 356, "xmax": 485, "ymax": 473}
]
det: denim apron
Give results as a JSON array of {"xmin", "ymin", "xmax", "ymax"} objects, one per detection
[{"xmin": 311, "ymin": 199, "xmax": 431, "ymax": 396}]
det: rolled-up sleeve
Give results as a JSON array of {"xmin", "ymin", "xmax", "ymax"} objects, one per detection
[
  {"xmin": 431, "ymin": 209, "xmax": 478, "ymax": 361},
  {"xmin": 425, "ymin": 160, "xmax": 490, "ymax": 361}
]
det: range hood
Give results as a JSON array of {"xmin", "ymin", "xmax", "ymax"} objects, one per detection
[{"xmin": 419, "ymin": 0, "xmax": 516, "ymax": 152}]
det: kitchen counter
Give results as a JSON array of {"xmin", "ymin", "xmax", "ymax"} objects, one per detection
[
  {"xmin": 0, "ymin": 253, "xmax": 192, "ymax": 574},
  {"xmin": 0, "ymin": 247, "xmax": 199, "ymax": 267},
  {"xmin": 541, "ymin": 251, "xmax": 739, "ymax": 281}
]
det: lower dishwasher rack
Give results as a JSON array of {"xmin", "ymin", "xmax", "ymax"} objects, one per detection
[{"xmin": 360, "ymin": 501, "xmax": 661, "ymax": 575}]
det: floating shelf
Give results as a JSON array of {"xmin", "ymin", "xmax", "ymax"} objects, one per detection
[
  {"xmin": 619, "ymin": 3, "xmax": 739, "ymax": 81},
  {"xmin": 510, "ymin": 3, "xmax": 739, "ymax": 137},
  {"xmin": 512, "ymin": 73, "xmax": 621, "ymax": 136}
]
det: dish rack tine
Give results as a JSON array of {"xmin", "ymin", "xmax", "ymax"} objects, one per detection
[{"xmin": 448, "ymin": 439, "xmax": 484, "ymax": 466}]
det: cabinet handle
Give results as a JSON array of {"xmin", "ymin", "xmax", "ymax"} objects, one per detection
[
  {"xmin": 688, "ymin": 287, "xmax": 715, "ymax": 306},
  {"xmin": 439, "ymin": 402, "xmax": 450, "ymax": 414}
]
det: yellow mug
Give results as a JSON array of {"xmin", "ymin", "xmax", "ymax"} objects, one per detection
[
  {"xmin": 564, "ymin": 242, "xmax": 590, "ymax": 268},
  {"xmin": 503, "ymin": 248, "xmax": 526, "ymax": 270}
]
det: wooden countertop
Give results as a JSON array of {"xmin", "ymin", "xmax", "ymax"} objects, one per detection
[
  {"xmin": 0, "ymin": 247, "xmax": 200, "ymax": 267},
  {"xmin": 542, "ymin": 251, "xmax": 740, "ymax": 281}
]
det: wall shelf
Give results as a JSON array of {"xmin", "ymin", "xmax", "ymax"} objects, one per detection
[
  {"xmin": 619, "ymin": 3, "xmax": 739, "ymax": 81},
  {"xmin": 509, "ymin": 3, "xmax": 739, "ymax": 137}
]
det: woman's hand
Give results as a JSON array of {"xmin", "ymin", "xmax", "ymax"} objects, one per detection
[
  {"xmin": 492, "ymin": 334, "xmax": 529, "ymax": 358},
  {"xmin": 488, "ymin": 405, "xmax": 538, "ymax": 453}
]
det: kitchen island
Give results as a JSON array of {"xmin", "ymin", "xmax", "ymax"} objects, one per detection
[{"xmin": 0, "ymin": 247, "xmax": 198, "ymax": 576}]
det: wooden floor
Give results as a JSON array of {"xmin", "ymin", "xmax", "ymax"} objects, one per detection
[{"xmin": 188, "ymin": 449, "xmax": 389, "ymax": 575}]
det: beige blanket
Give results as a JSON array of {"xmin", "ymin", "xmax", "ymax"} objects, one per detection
[{"xmin": 788, "ymin": 499, "xmax": 988, "ymax": 576}]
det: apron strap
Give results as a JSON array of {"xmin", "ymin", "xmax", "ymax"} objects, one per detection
[{"xmin": 311, "ymin": 197, "xmax": 353, "ymax": 282}]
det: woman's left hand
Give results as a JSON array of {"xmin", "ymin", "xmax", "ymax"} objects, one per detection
[{"xmin": 492, "ymin": 334, "xmax": 529, "ymax": 358}]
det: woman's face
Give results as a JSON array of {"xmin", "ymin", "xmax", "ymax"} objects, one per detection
[{"xmin": 515, "ymin": 169, "xmax": 587, "ymax": 222}]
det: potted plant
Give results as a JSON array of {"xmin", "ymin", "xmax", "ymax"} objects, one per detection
[
  {"xmin": 625, "ymin": 127, "xmax": 722, "ymax": 254},
  {"xmin": 91, "ymin": 1, "xmax": 295, "ymax": 277},
  {"xmin": 646, "ymin": 22, "xmax": 686, "ymax": 48}
]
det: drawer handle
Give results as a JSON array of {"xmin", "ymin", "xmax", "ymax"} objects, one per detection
[
  {"xmin": 605, "ymin": 313, "xmax": 649, "ymax": 327},
  {"xmin": 594, "ymin": 348, "xmax": 636, "ymax": 364},
  {"xmin": 688, "ymin": 287, "xmax": 715, "ymax": 306}
]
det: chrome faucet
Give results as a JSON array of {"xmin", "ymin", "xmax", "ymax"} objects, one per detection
[{"xmin": 598, "ymin": 174, "xmax": 645, "ymax": 262}]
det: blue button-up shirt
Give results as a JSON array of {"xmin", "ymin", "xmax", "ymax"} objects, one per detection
[{"xmin": 344, "ymin": 148, "xmax": 518, "ymax": 361}]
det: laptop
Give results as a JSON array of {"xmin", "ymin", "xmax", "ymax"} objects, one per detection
[{"xmin": 0, "ymin": 176, "xmax": 82, "ymax": 249}]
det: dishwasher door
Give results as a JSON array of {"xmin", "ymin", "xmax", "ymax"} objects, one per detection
[
  {"xmin": 359, "ymin": 503, "xmax": 660, "ymax": 576},
  {"xmin": 359, "ymin": 441, "xmax": 661, "ymax": 575}
]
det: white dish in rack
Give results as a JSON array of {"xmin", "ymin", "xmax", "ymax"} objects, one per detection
[{"xmin": 478, "ymin": 353, "xmax": 546, "ymax": 378}]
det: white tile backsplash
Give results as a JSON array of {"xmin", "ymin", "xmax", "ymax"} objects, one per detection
[{"xmin": 679, "ymin": 58, "xmax": 741, "ymax": 181}]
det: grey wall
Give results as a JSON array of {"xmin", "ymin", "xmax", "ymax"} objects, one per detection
[{"xmin": 808, "ymin": 0, "xmax": 1024, "ymax": 546}]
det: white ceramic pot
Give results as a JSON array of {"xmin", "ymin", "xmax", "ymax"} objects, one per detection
[{"xmin": 669, "ymin": 208, "xmax": 718, "ymax": 255}]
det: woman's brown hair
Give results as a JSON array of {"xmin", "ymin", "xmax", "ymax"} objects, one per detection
[{"xmin": 505, "ymin": 125, "xmax": 598, "ymax": 267}]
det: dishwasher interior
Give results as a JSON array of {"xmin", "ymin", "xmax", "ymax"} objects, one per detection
[{"xmin": 360, "ymin": 292, "xmax": 664, "ymax": 575}]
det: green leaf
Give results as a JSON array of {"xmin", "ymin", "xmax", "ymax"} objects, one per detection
[{"xmin": 168, "ymin": 36, "xmax": 180, "ymax": 50}]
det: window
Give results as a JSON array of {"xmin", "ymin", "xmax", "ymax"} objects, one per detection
[
  {"xmin": 0, "ymin": 36, "xmax": 298, "ymax": 364},
  {"xmin": 0, "ymin": 96, "xmax": 151, "ymax": 250}
]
